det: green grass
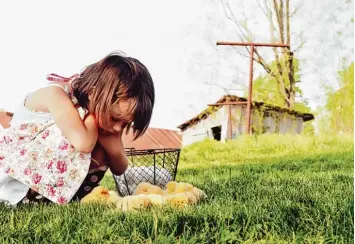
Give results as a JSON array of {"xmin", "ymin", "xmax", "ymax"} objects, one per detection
[{"xmin": 0, "ymin": 134, "xmax": 353, "ymax": 243}]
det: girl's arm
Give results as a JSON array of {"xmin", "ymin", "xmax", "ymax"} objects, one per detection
[
  {"xmin": 97, "ymin": 131, "xmax": 128, "ymax": 175},
  {"xmin": 27, "ymin": 86, "xmax": 98, "ymax": 153},
  {"xmin": 0, "ymin": 112, "xmax": 11, "ymax": 128}
]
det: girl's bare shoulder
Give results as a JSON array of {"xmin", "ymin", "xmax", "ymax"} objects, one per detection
[{"xmin": 24, "ymin": 82, "xmax": 72, "ymax": 113}]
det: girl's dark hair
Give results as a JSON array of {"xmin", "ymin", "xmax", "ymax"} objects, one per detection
[{"xmin": 71, "ymin": 51, "xmax": 155, "ymax": 140}]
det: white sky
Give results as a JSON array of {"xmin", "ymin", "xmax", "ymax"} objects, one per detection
[{"xmin": 0, "ymin": 0, "xmax": 353, "ymax": 130}]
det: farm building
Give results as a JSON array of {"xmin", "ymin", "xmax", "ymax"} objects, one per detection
[{"xmin": 177, "ymin": 95, "xmax": 314, "ymax": 146}]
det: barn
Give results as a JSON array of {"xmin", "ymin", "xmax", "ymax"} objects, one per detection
[{"xmin": 177, "ymin": 95, "xmax": 314, "ymax": 147}]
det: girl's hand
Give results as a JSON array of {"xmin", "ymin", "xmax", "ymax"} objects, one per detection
[
  {"xmin": 97, "ymin": 129, "xmax": 121, "ymax": 148},
  {"xmin": 91, "ymin": 142, "xmax": 110, "ymax": 167}
]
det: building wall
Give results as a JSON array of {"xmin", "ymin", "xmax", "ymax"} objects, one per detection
[
  {"xmin": 181, "ymin": 107, "xmax": 228, "ymax": 146},
  {"xmin": 263, "ymin": 112, "xmax": 304, "ymax": 134},
  {"xmin": 229, "ymin": 105, "xmax": 246, "ymax": 138},
  {"xmin": 181, "ymin": 105, "xmax": 306, "ymax": 147}
]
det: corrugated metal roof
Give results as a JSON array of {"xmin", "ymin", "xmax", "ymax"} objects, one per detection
[{"xmin": 123, "ymin": 127, "xmax": 182, "ymax": 150}]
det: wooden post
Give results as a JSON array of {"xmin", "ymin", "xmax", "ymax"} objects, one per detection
[
  {"xmin": 228, "ymin": 104, "xmax": 232, "ymax": 139},
  {"xmin": 246, "ymin": 45, "xmax": 255, "ymax": 134}
]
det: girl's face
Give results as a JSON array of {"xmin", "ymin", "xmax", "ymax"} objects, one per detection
[{"xmin": 95, "ymin": 99, "xmax": 135, "ymax": 135}]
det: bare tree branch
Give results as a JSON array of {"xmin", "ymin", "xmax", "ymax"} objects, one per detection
[
  {"xmin": 234, "ymin": 48, "xmax": 252, "ymax": 59},
  {"xmin": 204, "ymin": 81, "xmax": 231, "ymax": 94},
  {"xmin": 290, "ymin": 2, "xmax": 303, "ymax": 17},
  {"xmin": 286, "ymin": 0, "xmax": 291, "ymax": 46},
  {"xmin": 254, "ymin": 50, "xmax": 273, "ymax": 75},
  {"xmin": 205, "ymin": 80, "xmax": 249, "ymax": 96},
  {"xmin": 293, "ymin": 40, "xmax": 306, "ymax": 53},
  {"xmin": 272, "ymin": 0, "xmax": 284, "ymax": 43},
  {"xmin": 237, "ymin": 46, "xmax": 265, "ymax": 64},
  {"xmin": 256, "ymin": 0, "xmax": 270, "ymax": 20},
  {"xmin": 279, "ymin": 0, "xmax": 285, "ymax": 43},
  {"xmin": 225, "ymin": 0, "xmax": 254, "ymax": 41},
  {"xmin": 264, "ymin": 0, "xmax": 277, "ymax": 42},
  {"xmin": 220, "ymin": 0, "xmax": 248, "ymax": 40}
]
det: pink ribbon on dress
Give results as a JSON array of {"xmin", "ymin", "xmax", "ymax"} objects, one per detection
[{"xmin": 46, "ymin": 73, "xmax": 79, "ymax": 83}]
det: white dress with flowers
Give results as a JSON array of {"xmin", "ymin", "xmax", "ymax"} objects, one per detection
[{"xmin": 0, "ymin": 83, "xmax": 91, "ymax": 205}]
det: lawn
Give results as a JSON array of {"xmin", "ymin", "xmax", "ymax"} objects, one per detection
[{"xmin": 0, "ymin": 134, "xmax": 353, "ymax": 243}]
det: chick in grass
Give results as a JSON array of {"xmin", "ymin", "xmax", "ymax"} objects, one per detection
[
  {"xmin": 144, "ymin": 194, "xmax": 165, "ymax": 206},
  {"xmin": 175, "ymin": 182, "xmax": 194, "ymax": 193},
  {"xmin": 191, "ymin": 186, "xmax": 207, "ymax": 200},
  {"xmin": 131, "ymin": 181, "xmax": 207, "ymax": 207},
  {"xmin": 107, "ymin": 191, "xmax": 122, "ymax": 205},
  {"xmin": 80, "ymin": 181, "xmax": 207, "ymax": 212},
  {"xmin": 80, "ymin": 185, "xmax": 165, "ymax": 211},
  {"xmin": 184, "ymin": 191, "xmax": 198, "ymax": 204},
  {"xmin": 164, "ymin": 192, "xmax": 189, "ymax": 208},
  {"xmin": 166, "ymin": 181, "xmax": 178, "ymax": 193},
  {"xmin": 133, "ymin": 182, "xmax": 164, "ymax": 195},
  {"xmin": 165, "ymin": 181, "xmax": 207, "ymax": 203},
  {"xmin": 81, "ymin": 186, "xmax": 122, "ymax": 205},
  {"xmin": 80, "ymin": 186, "xmax": 111, "ymax": 204},
  {"xmin": 116, "ymin": 195, "xmax": 151, "ymax": 212}
]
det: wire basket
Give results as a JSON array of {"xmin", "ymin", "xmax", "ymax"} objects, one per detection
[{"xmin": 112, "ymin": 148, "xmax": 181, "ymax": 196}]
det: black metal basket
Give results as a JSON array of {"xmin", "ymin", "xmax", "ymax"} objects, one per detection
[{"xmin": 112, "ymin": 148, "xmax": 181, "ymax": 196}]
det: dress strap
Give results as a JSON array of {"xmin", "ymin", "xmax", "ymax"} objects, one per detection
[
  {"xmin": 45, "ymin": 73, "xmax": 81, "ymax": 105},
  {"xmin": 46, "ymin": 73, "xmax": 79, "ymax": 83}
]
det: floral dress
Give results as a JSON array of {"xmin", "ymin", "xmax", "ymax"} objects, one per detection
[
  {"xmin": 22, "ymin": 160, "xmax": 108, "ymax": 204},
  {"xmin": 0, "ymin": 81, "xmax": 107, "ymax": 205}
]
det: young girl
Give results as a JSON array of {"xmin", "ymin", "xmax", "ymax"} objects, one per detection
[{"xmin": 0, "ymin": 51, "xmax": 155, "ymax": 205}]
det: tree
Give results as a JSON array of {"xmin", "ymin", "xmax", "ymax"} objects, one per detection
[
  {"xmin": 221, "ymin": 0, "xmax": 301, "ymax": 109},
  {"xmin": 246, "ymin": 56, "xmax": 315, "ymax": 135},
  {"xmin": 324, "ymin": 62, "xmax": 354, "ymax": 133},
  {"xmin": 249, "ymin": 56, "xmax": 310, "ymax": 111}
]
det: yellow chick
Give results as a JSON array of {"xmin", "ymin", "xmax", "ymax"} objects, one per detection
[
  {"xmin": 80, "ymin": 186, "xmax": 110, "ymax": 204},
  {"xmin": 106, "ymin": 191, "xmax": 122, "ymax": 205},
  {"xmin": 144, "ymin": 194, "xmax": 165, "ymax": 206},
  {"xmin": 191, "ymin": 187, "xmax": 207, "ymax": 200},
  {"xmin": 166, "ymin": 181, "xmax": 178, "ymax": 193},
  {"xmin": 117, "ymin": 195, "xmax": 151, "ymax": 212},
  {"xmin": 175, "ymin": 182, "xmax": 194, "ymax": 193},
  {"xmin": 184, "ymin": 191, "xmax": 198, "ymax": 204},
  {"xmin": 133, "ymin": 182, "xmax": 164, "ymax": 195},
  {"xmin": 164, "ymin": 193, "xmax": 189, "ymax": 208}
]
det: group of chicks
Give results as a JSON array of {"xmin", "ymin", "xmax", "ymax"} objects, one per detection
[{"xmin": 80, "ymin": 181, "xmax": 207, "ymax": 212}]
